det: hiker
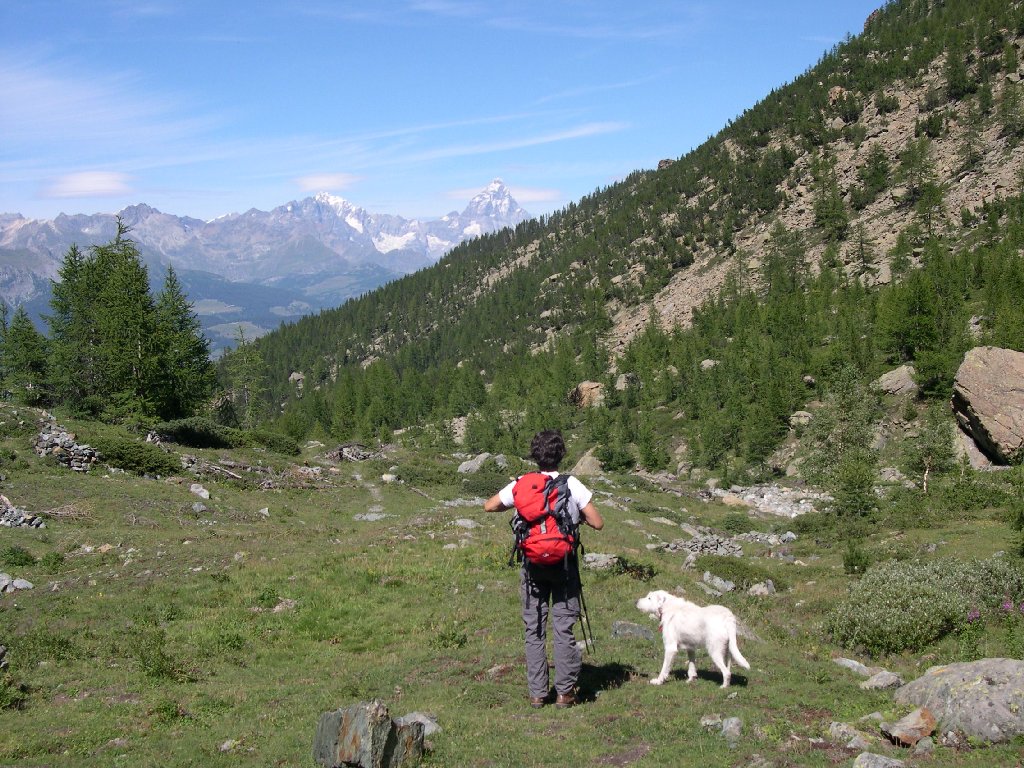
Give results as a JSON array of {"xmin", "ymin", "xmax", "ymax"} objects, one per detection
[{"xmin": 483, "ymin": 429, "xmax": 603, "ymax": 709}]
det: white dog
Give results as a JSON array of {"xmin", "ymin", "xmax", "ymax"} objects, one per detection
[{"xmin": 635, "ymin": 589, "xmax": 750, "ymax": 688}]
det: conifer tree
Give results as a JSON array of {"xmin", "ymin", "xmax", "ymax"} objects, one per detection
[
  {"xmin": 3, "ymin": 307, "xmax": 49, "ymax": 405},
  {"xmin": 152, "ymin": 266, "xmax": 216, "ymax": 419}
]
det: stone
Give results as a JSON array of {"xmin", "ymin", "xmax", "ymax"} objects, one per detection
[
  {"xmin": 700, "ymin": 713, "xmax": 723, "ymax": 731},
  {"xmin": 912, "ymin": 736, "xmax": 934, "ymax": 756},
  {"xmin": 703, "ymin": 571, "xmax": 735, "ymax": 593},
  {"xmin": 457, "ymin": 453, "xmax": 491, "ymax": 474},
  {"xmin": 852, "ymin": 754, "xmax": 904, "ymax": 768},
  {"xmin": 569, "ymin": 381, "xmax": 605, "ymax": 408},
  {"xmin": 700, "ymin": 359, "xmax": 719, "ymax": 370},
  {"xmin": 451, "ymin": 519, "xmax": 479, "ymax": 529},
  {"xmin": 11, "ymin": 579, "xmax": 33, "ymax": 591},
  {"xmin": 571, "ymin": 448, "xmax": 603, "ymax": 476},
  {"xmin": 721, "ymin": 716, "xmax": 742, "ymax": 748},
  {"xmin": 894, "ymin": 658, "xmax": 1024, "ymax": 743},
  {"xmin": 789, "ymin": 410, "xmax": 813, "ymax": 427},
  {"xmin": 832, "ymin": 657, "xmax": 875, "ymax": 677},
  {"xmin": 747, "ymin": 580, "xmax": 775, "ymax": 597},
  {"xmin": 381, "ymin": 474, "xmax": 398, "ymax": 484},
  {"xmin": 313, "ymin": 699, "xmax": 424, "ymax": 768},
  {"xmin": 190, "ymin": 483, "xmax": 210, "ymax": 500},
  {"xmin": 394, "ymin": 712, "xmax": 441, "ymax": 737},
  {"xmin": 354, "ymin": 513, "xmax": 387, "ymax": 522},
  {"xmin": 952, "ymin": 346, "xmax": 1024, "ymax": 464},
  {"xmin": 871, "ymin": 365, "xmax": 918, "ymax": 396},
  {"xmin": 860, "ymin": 670, "xmax": 904, "ymax": 690},
  {"xmin": 880, "ymin": 707, "xmax": 936, "ymax": 747},
  {"xmin": 610, "ymin": 621, "xmax": 655, "ymax": 641},
  {"xmin": 582, "ymin": 553, "xmax": 619, "ymax": 570}
]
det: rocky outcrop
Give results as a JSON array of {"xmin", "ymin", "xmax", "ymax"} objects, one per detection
[
  {"xmin": 894, "ymin": 658, "xmax": 1024, "ymax": 744},
  {"xmin": 951, "ymin": 347, "xmax": 1024, "ymax": 464}
]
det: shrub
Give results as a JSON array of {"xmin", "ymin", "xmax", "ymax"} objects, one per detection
[
  {"xmin": 612, "ymin": 556, "xmax": 656, "ymax": 582},
  {"xmin": 245, "ymin": 429, "xmax": 300, "ymax": 456},
  {"xmin": 827, "ymin": 557, "xmax": 1024, "ymax": 656},
  {"xmin": 91, "ymin": 437, "xmax": 182, "ymax": 477},
  {"xmin": 156, "ymin": 417, "xmax": 300, "ymax": 455},
  {"xmin": 40, "ymin": 551, "xmax": 64, "ymax": 574},
  {"xmin": 0, "ymin": 545, "xmax": 35, "ymax": 568},
  {"xmin": 459, "ymin": 470, "xmax": 511, "ymax": 497},
  {"xmin": 693, "ymin": 554, "xmax": 788, "ymax": 591},
  {"xmin": 720, "ymin": 512, "xmax": 756, "ymax": 535},
  {"xmin": 155, "ymin": 417, "xmax": 235, "ymax": 449}
]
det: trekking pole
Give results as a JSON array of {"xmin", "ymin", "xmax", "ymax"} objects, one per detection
[{"xmin": 576, "ymin": 560, "xmax": 596, "ymax": 654}]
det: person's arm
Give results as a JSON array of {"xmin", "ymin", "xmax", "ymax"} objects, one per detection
[
  {"xmin": 580, "ymin": 502, "xmax": 603, "ymax": 530},
  {"xmin": 484, "ymin": 494, "xmax": 510, "ymax": 513}
]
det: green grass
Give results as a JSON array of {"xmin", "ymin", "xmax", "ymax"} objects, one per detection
[{"xmin": 1, "ymin": 404, "xmax": 1022, "ymax": 766}]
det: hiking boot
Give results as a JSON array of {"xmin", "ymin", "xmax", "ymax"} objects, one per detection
[
  {"xmin": 555, "ymin": 692, "xmax": 576, "ymax": 709},
  {"xmin": 529, "ymin": 696, "xmax": 546, "ymax": 709}
]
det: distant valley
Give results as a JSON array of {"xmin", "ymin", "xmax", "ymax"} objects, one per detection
[{"xmin": 0, "ymin": 179, "xmax": 529, "ymax": 354}]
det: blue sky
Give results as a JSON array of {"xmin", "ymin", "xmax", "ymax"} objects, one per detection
[{"xmin": 3, "ymin": 1, "xmax": 882, "ymax": 222}]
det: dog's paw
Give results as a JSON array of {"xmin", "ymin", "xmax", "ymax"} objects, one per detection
[{"xmin": 649, "ymin": 677, "xmax": 665, "ymax": 685}]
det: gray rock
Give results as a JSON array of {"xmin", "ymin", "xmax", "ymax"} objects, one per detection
[
  {"xmin": 912, "ymin": 736, "xmax": 934, "ymax": 756},
  {"xmin": 0, "ymin": 573, "xmax": 11, "ymax": 592},
  {"xmin": 703, "ymin": 571, "xmax": 735, "ymax": 593},
  {"xmin": 11, "ymin": 578, "xmax": 33, "ymax": 590},
  {"xmin": 394, "ymin": 712, "xmax": 441, "ymax": 737},
  {"xmin": 354, "ymin": 513, "xmax": 387, "ymax": 522},
  {"xmin": 582, "ymin": 553, "xmax": 619, "ymax": 570},
  {"xmin": 721, "ymin": 716, "xmax": 742, "ymax": 748},
  {"xmin": 610, "ymin": 621, "xmax": 655, "ymax": 642},
  {"xmin": 451, "ymin": 519, "xmax": 479, "ymax": 529},
  {"xmin": 871, "ymin": 365, "xmax": 918, "ymax": 396},
  {"xmin": 570, "ymin": 448, "xmax": 603, "ymax": 476},
  {"xmin": 192, "ymin": 502, "xmax": 207, "ymax": 514},
  {"xmin": 457, "ymin": 453, "xmax": 491, "ymax": 474},
  {"xmin": 895, "ymin": 658, "xmax": 1024, "ymax": 743},
  {"xmin": 700, "ymin": 713, "xmax": 723, "ymax": 731},
  {"xmin": 833, "ymin": 657, "xmax": 874, "ymax": 677},
  {"xmin": 852, "ymin": 754, "xmax": 904, "ymax": 768},
  {"xmin": 747, "ymin": 580, "xmax": 775, "ymax": 597},
  {"xmin": 190, "ymin": 483, "xmax": 210, "ymax": 500},
  {"xmin": 313, "ymin": 699, "xmax": 424, "ymax": 768},
  {"xmin": 860, "ymin": 670, "xmax": 903, "ymax": 690}
]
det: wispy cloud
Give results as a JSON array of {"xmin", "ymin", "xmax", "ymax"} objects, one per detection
[
  {"xmin": 45, "ymin": 171, "xmax": 133, "ymax": 198},
  {"xmin": 294, "ymin": 173, "xmax": 362, "ymax": 192},
  {"xmin": 406, "ymin": 122, "xmax": 627, "ymax": 163}
]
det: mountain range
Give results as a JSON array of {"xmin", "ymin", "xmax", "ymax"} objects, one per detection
[{"xmin": 0, "ymin": 179, "xmax": 529, "ymax": 352}]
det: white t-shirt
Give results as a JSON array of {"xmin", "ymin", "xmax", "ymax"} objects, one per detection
[{"xmin": 498, "ymin": 471, "xmax": 593, "ymax": 524}]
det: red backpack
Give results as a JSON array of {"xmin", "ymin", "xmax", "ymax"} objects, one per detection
[{"xmin": 509, "ymin": 472, "xmax": 579, "ymax": 567}]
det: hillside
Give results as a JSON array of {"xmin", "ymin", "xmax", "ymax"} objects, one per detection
[{"xmin": 247, "ymin": 0, "xmax": 1024, "ymax": 478}]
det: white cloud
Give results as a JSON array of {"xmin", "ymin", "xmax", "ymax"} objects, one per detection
[
  {"xmin": 45, "ymin": 171, "xmax": 133, "ymax": 198},
  {"xmin": 295, "ymin": 173, "xmax": 362, "ymax": 192}
]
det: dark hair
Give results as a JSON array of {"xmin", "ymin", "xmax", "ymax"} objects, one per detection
[{"xmin": 530, "ymin": 430, "xmax": 565, "ymax": 471}]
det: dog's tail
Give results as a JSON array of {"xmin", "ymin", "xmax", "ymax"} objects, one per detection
[{"xmin": 728, "ymin": 621, "xmax": 750, "ymax": 670}]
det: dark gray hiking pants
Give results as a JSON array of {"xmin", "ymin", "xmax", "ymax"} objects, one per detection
[{"xmin": 519, "ymin": 563, "xmax": 581, "ymax": 698}]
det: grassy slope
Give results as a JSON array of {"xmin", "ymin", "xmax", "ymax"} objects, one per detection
[{"xmin": 0, "ymin": 405, "xmax": 1019, "ymax": 767}]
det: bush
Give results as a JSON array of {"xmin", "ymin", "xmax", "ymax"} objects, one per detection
[
  {"xmin": 827, "ymin": 557, "xmax": 1024, "ymax": 656},
  {"xmin": 155, "ymin": 417, "xmax": 235, "ymax": 449},
  {"xmin": 245, "ymin": 429, "xmax": 300, "ymax": 456},
  {"xmin": 40, "ymin": 551, "xmax": 64, "ymax": 574},
  {"xmin": 91, "ymin": 437, "xmax": 182, "ymax": 477},
  {"xmin": 720, "ymin": 512, "xmax": 756, "ymax": 535},
  {"xmin": 156, "ymin": 417, "xmax": 300, "ymax": 455},
  {"xmin": 693, "ymin": 554, "xmax": 788, "ymax": 591},
  {"xmin": 1, "ymin": 545, "xmax": 35, "ymax": 567}
]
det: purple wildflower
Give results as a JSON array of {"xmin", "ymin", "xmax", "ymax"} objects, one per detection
[
  {"xmin": 1002, "ymin": 599, "xmax": 1014, "ymax": 613},
  {"xmin": 967, "ymin": 607, "xmax": 981, "ymax": 623}
]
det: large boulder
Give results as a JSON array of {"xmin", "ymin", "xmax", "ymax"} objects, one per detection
[
  {"xmin": 313, "ymin": 699, "xmax": 424, "ymax": 768},
  {"xmin": 951, "ymin": 346, "xmax": 1024, "ymax": 464},
  {"xmin": 568, "ymin": 381, "xmax": 605, "ymax": 408},
  {"xmin": 894, "ymin": 659, "xmax": 1024, "ymax": 744},
  {"xmin": 871, "ymin": 365, "xmax": 917, "ymax": 397}
]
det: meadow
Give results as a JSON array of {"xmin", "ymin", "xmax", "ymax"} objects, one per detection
[{"xmin": 0, "ymin": 406, "xmax": 1021, "ymax": 767}]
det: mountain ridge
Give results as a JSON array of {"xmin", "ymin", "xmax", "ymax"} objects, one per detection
[{"xmin": 0, "ymin": 179, "xmax": 530, "ymax": 351}]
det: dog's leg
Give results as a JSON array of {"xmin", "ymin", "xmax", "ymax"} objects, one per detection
[
  {"xmin": 708, "ymin": 642, "xmax": 730, "ymax": 688},
  {"xmin": 651, "ymin": 641, "xmax": 677, "ymax": 685},
  {"xmin": 685, "ymin": 649, "xmax": 697, "ymax": 682}
]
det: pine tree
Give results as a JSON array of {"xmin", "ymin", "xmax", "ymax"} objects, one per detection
[
  {"xmin": 3, "ymin": 307, "xmax": 49, "ymax": 405},
  {"xmin": 151, "ymin": 266, "xmax": 216, "ymax": 419},
  {"xmin": 225, "ymin": 327, "xmax": 268, "ymax": 429}
]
